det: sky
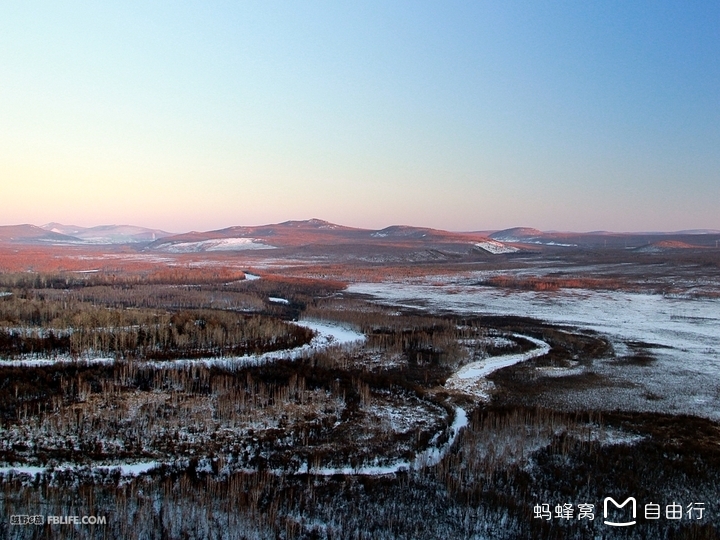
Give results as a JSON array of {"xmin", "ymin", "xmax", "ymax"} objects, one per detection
[{"xmin": 1, "ymin": 1, "xmax": 718, "ymax": 233}]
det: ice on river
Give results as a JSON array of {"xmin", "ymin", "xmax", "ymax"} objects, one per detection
[
  {"xmin": 144, "ymin": 320, "xmax": 366, "ymax": 369},
  {"xmin": 1, "ymin": 321, "xmax": 365, "ymax": 370}
]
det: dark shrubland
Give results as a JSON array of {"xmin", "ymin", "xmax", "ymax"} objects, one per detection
[{"xmin": 1, "ymin": 267, "xmax": 718, "ymax": 539}]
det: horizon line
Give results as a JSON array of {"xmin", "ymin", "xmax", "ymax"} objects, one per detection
[{"xmin": 2, "ymin": 220, "xmax": 720, "ymax": 237}]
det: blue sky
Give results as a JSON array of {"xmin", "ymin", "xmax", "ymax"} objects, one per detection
[{"xmin": 1, "ymin": 1, "xmax": 718, "ymax": 232}]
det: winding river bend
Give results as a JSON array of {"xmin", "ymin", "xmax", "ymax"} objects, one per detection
[{"xmin": 0, "ymin": 331, "xmax": 550, "ymax": 479}]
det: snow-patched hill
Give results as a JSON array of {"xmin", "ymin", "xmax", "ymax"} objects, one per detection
[
  {"xmin": 156, "ymin": 238, "xmax": 276, "ymax": 253},
  {"xmin": 0, "ymin": 224, "xmax": 78, "ymax": 244},
  {"xmin": 145, "ymin": 220, "xmax": 525, "ymax": 255},
  {"xmin": 634, "ymin": 240, "xmax": 702, "ymax": 253},
  {"xmin": 41, "ymin": 223, "xmax": 173, "ymax": 244},
  {"xmin": 489, "ymin": 227, "xmax": 544, "ymax": 242}
]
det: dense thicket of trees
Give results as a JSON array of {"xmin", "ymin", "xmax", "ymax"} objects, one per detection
[
  {"xmin": 2, "ymin": 408, "xmax": 718, "ymax": 539},
  {"xmin": 0, "ymin": 295, "xmax": 312, "ymax": 359}
]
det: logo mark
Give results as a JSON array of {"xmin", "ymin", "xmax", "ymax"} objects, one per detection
[{"xmin": 603, "ymin": 497, "xmax": 637, "ymax": 527}]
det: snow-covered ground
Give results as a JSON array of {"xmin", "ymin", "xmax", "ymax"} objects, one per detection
[
  {"xmin": 0, "ymin": 356, "xmax": 114, "ymax": 368},
  {"xmin": 297, "ymin": 320, "xmax": 366, "ymax": 346},
  {"xmin": 0, "ymin": 461, "xmax": 160, "ymax": 479},
  {"xmin": 158, "ymin": 238, "xmax": 276, "ymax": 252},
  {"xmin": 298, "ymin": 406, "xmax": 468, "ymax": 476},
  {"xmin": 474, "ymin": 240, "xmax": 519, "ymax": 254},
  {"xmin": 348, "ymin": 279, "xmax": 720, "ymax": 419}
]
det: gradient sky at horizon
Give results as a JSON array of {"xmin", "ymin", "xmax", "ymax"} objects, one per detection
[{"xmin": 2, "ymin": 1, "xmax": 718, "ymax": 233}]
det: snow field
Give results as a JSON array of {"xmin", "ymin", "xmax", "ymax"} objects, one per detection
[
  {"xmin": 474, "ymin": 241, "xmax": 519, "ymax": 254},
  {"xmin": 159, "ymin": 238, "xmax": 276, "ymax": 252},
  {"xmin": 348, "ymin": 279, "xmax": 720, "ymax": 419}
]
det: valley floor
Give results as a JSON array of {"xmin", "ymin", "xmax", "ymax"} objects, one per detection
[{"xmin": 1, "ymin": 250, "xmax": 719, "ymax": 539}]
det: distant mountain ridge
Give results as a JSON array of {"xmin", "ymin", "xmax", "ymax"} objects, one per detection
[
  {"xmin": 0, "ymin": 220, "xmax": 718, "ymax": 251},
  {"xmin": 489, "ymin": 226, "xmax": 720, "ymax": 249}
]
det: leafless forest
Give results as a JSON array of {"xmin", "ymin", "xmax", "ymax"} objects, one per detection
[{"xmin": 1, "ymin": 243, "xmax": 720, "ymax": 539}]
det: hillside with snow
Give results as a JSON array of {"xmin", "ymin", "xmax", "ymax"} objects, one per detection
[
  {"xmin": 156, "ymin": 237, "xmax": 277, "ymax": 253},
  {"xmin": 41, "ymin": 223, "xmax": 173, "ymax": 244}
]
